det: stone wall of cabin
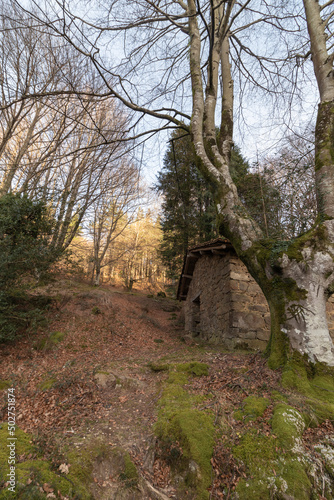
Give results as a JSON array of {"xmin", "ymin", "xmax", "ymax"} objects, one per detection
[
  {"xmin": 184, "ymin": 253, "xmax": 231, "ymax": 343},
  {"xmin": 228, "ymin": 254, "xmax": 270, "ymax": 350},
  {"xmin": 184, "ymin": 251, "xmax": 270, "ymax": 350},
  {"xmin": 184, "ymin": 251, "xmax": 334, "ymax": 350}
]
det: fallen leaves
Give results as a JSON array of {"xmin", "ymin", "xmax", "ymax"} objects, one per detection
[{"xmin": 58, "ymin": 463, "xmax": 70, "ymax": 474}]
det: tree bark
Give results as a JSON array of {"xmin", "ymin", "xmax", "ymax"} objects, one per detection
[{"xmin": 186, "ymin": 0, "xmax": 334, "ymax": 367}]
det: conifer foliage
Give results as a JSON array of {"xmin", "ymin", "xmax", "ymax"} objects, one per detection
[
  {"xmin": 156, "ymin": 132, "xmax": 217, "ymax": 279},
  {"xmin": 155, "ymin": 132, "xmax": 266, "ymax": 278}
]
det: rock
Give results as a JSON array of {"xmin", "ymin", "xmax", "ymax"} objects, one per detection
[{"xmin": 94, "ymin": 372, "xmax": 117, "ymax": 388}]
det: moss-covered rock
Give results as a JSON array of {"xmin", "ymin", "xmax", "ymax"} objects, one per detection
[
  {"xmin": 271, "ymin": 404, "xmax": 305, "ymax": 451},
  {"xmin": 232, "ymin": 397, "xmax": 334, "ymax": 499},
  {"xmin": 233, "ymin": 428, "xmax": 314, "ymax": 500},
  {"xmin": 175, "ymin": 362, "xmax": 209, "ymax": 377},
  {"xmin": 148, "ymin": 362, "xmax": 170, "ymax": 372},
  {"xmin": 314, "ymin": 443, "xmax": 334, "ymax": 478}
]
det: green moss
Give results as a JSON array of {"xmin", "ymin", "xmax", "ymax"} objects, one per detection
[
  {"xmin": 271, "ymin": 404, "xmax": 305, "ymax": 450},
  {"xmin": 0, "ymin": 380, "xmax": 11, "ymax": 391},
  {"xmin": 176, "ymin": 362, "xmax": 209, "ymax": 377},
  {"xmin": 38, "ymin": 377, "xmax": 56, "ymax": 391},
  {"xmin": 66, "ymin": 440, "xmax": 110, "ymax": 490},
  {"xmin": 233, "ymin": 428, "xmax": 313, "ymax": 500},
  {"xmin": 0, "ymin": 424, "xmax": 91, "ymax": 499},
  {"xmin": 0, "ymin": 424, "xmax": 36, "ymax": 482},
  {"xmin": 119, "ymin": 451, "xmax": 139, "ymax": 487},
  {"xmin": 271, "ymin": 390, "xmax": 287, "ymax": 402},
  {"xmin": 281, "ymin": 356, "xmax": 334, "ymax": 422},
  {"xmin": 234, "ymin": 431, "xmax": 277, "ymax": 468},
  {"xmin": 280, "ymin": 458, "xmax": 312, "ymax": 499},
  {"xmin": 154, "ymin": 363, "xmax": 215, "ymax": 499},
  {"xmin": 237, "ymin": 396, "xmax": 270, "ymax": 422},
  {"xmin": 16, "ymin": 460, "xmax": 76, "ymax": 496},
  {"xmin": 167, "ymin": 371, "xmax": 189, "ymax": 385}
]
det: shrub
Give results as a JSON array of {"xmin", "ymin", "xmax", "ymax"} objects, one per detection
[{"xmin": 0, "ymin": 193, "xmax": 58, "ymax": 341}]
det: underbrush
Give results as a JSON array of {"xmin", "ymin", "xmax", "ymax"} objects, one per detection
[{"xmin": 0, "ymin": 291, "xmax": 53, "ymax": 343}]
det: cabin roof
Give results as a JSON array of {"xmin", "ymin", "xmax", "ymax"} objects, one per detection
[{"xmin": 176, "ymin": 237, "xmax": 233, "ymax": 301}]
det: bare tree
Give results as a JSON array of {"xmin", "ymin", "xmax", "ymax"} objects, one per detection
[
  {"xmin": 89, "ymin": 161, "xmax": 141, "ymax": 286},
  {"xmin": 0, "ymin": 4, "xmax": 138, "ymax": 257},
  {"xmin": 8, "ymin": 0, "xmax": 334, "ymax": 366},
  {"xmin": 261, "ymin": 130, "xmax": 317, "ymax": 239}
]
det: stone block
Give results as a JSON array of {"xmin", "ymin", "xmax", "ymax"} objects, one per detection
[
  {"xmin": 230, "ymin": 281, "xmax": 239, "ymax": 291},
  {"xmin": 231, "ymin": 293, "xmax": 248, "ymax": 303},
  {"xmin": 232, "ymin": 311, "xmax": 265, "ymax": 330},
  {"xmin": 245, "ymin": 339, "xmax": 267, "ymax": 351},
  {"xmin": 247, "ymin": 283, "xmax": 262, "ymax": 294},
  {"xmin": 264, "ymin": 314, "xmax": 271, "ymax": 326},
  {"xmin": 256, "ymin": 328, "xmax": 270, "ymax": 341},
  {"xmin": 250, "ymin": 304, "xmax": 268, "ymax": 314},
  {"xmin": 230, "ymin": 271, "xmax": 251, "ymax": 282},
  {"xmin": 236, "ymin": 330, "xmax": 256, "ymax": 340}
]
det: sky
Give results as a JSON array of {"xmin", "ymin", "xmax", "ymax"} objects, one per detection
[{"xmin": 13, "ymin": 0, "xmax": 321, "ymax": 187}]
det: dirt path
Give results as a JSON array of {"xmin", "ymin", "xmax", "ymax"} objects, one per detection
[{"xmin": 0, "ymin": 280, "xmax": 208, "ymax": 498}]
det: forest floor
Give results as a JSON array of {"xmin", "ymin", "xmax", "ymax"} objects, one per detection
[{"xmin": 0, "ymin": 278, "xmax": 333, "ymax": 500}]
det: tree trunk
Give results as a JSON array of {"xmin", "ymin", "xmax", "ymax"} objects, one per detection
[
  {"xmin": 185, "ymin": 0, "xmax": 334, "ymax": 367},
  {"xmin": 256, "ymin": 235, "xmax": 334, "ymax": 367},
  {"xmin": 94, "ymin": 266, "xmax": 101, "ymax": 286}
]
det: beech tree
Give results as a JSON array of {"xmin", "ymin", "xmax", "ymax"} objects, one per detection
[
  {"xmin": 89, "ymin": 162, "xmax": 141, "ymax": 286},
  {"xmin": 9, "ymin": 0, "xmax": 334, "ymax": 366}
]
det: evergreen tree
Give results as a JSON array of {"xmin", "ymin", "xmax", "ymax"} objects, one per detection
[
  {"xmin": 156, "ymin": 132, "xmax": 281, "ymax": 278},
  {"xmin": 0, "ymin": 193, "xmax": 56, "ymax": 341}
]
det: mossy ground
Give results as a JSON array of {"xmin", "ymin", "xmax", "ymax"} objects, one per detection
[
  {"xmin": 234, "ymin": 395, "xmax": 270, "ymax": 422},
  {"xmin": 118, "ymin": 450, "xmax": 139, "ymax": 487},
  {"xmin": 1, "ymin": 278, "xmax": 334, "ymax": 499},
  {"xmin": 154, "ymin": 362, "xmax": 214, "ymax": 499},
  {"xmin": 281, "ymin": 355, "xmax": 334, "ymax": 423},
  {"xmin": 227, "ymin": 357, "xmax": 334, "ymax": 500},
  {"xmin": 0, "ymin": 423, "xmax": 113, "ymax": 499}
]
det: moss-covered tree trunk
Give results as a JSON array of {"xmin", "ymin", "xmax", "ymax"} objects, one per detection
[
  {"xmin": 239, "ymin": 230, "xmax": 334, "ymax": 367},
  {"xmin": 186, "ymin": 0, "xmax": 334, "ymax": 367}
]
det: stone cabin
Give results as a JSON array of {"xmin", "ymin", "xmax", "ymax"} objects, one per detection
[{"xmin": 177, "ymin": 238, "xmax": 334, "ymax": 350}]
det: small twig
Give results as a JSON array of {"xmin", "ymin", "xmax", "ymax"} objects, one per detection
[
  {"xmin": 313, "ymin": 384, "xmax": 334, "ymax": 393},
  {"xmin": 230, "ymin": 383, "xmax": 248, "ymax": 395},
  {"xmin": 214, "ymin": 404, "xmax": 221, "ymax": 425}
]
